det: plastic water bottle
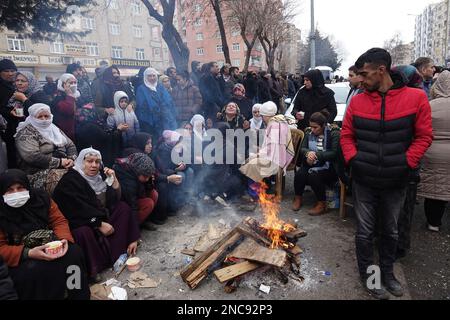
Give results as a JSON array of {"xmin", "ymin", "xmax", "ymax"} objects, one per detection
[{"xmin": 113, "ymin": 253, "xmax": 128, "ymax": 273}]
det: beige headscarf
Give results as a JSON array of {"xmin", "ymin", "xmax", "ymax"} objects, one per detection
[{"xmin": 430, "ymin": 70, "xmax": 450, "ymax": 100}]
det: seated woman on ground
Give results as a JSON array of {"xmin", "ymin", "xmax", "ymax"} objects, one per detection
[
  {"xmin": 113, "ymin": 153, "xmax": 159, "ymax": 231},
  {"xmin": 0, "ymin": 169, "xmax": 89, "ymax": 300},
  {"xmin": 217, "ymin": 102, "xmax": 249, "ymax": 130},
  {"xmin": 15, "ymin": 103, "xmax": 77, "ymax": 195},
  {"xmin": 154, "ymin": 130, "xmax": 194, "ymax": 217},
  {"xmin": 53, "ymin": 148, "xmax": 140, "ymax": 282},
  {"xmin": 122, "ymin": 132, "xmax": 153, "ymax": 158},
  {"xmin": 292, "ymin": 110, "xmax": 340, "ymax": 216}
]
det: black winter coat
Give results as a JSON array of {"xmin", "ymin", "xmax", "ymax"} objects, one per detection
[{"xmin": 0, "ymin": 257, "xmax": 17, "ymax": 300}]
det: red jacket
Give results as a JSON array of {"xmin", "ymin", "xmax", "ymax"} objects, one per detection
[{"xmin": 340, "ymin": 73, "xmax": 433, "ymax": 188}]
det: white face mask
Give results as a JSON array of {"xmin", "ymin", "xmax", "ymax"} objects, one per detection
[
  {"xmin": 69, "ymin": 85, "xmax": 78, "ymax": 94},
  {"xmin": 3, "ymin": 191, "xmax": 30, "ymax": 208}
]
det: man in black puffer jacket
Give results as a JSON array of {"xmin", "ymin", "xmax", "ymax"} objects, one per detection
[{"xmin": 341, "ymin": 48, "xmax": 433, "ymax": 300}]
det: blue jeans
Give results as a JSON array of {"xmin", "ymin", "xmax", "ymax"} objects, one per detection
[{"xmin": 353, "ymin": 181, "xmax": 407, "ymax": 277}]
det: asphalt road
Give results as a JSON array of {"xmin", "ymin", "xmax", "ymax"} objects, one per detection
[{"xmin": 100, "ymin": 172, "xmax": 449, "ymax": 300}]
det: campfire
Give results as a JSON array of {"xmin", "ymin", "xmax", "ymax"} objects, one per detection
[
  {"xmin": 180, "ymin": 182, "xmax": 307, "ymax": 292},
  {"xmin": 257, "ymin": 182, "xmax": 296, "ymax": 249}
]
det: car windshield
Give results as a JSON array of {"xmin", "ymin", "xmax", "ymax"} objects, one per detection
[{"xmin": 330, "ymin": 87, "xmax": 350, "ymax": 104}]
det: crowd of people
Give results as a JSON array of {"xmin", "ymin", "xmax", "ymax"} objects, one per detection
[{"xmin": 0, "ymin": 47, "xmax": 448, "ymax": 300}]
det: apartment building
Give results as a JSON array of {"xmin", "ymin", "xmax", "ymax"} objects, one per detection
[
  {"xmin": 0, "ymin": 0, "xmax": 172, "ymax": 81},
  {"xmin": 414, "ymin": 0, "xmax": 450, "ymax": 66},
  {"xmin": 180, "ymin": 1, "xmax": 267, "ymax": 72}
]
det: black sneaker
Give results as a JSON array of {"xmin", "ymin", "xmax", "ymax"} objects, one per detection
[
  {"xmin": 361, "ymin": 277, "xmax": 390, "ymax": 300},
  {"xmin": 382, "ymin": 274, "xmax": 404, "ymax": 297}
]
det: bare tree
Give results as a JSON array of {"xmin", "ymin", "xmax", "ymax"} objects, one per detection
[
  {"xmin": 141, "ymin": 0, "xmax": 190, "ymax": 71},
  {"xmin": 224, "ymin": 0, "xmax": 265, "ymax": 71},
  {"xmin": 185, "ymin": 0, "xmax": 231, "ymax": 64},
  {"xmin": 383, "ymin": 32, "xmax": 413, "ymax": 66},
  {"xmin": 257, "ymin": 0, "xmax": 296, "ymax": 73}
]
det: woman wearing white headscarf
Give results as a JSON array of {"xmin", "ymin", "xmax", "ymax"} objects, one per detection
[
  {"xmin": 53, "ymin": 147, "xmax": 140, "ymax": 281},
  {"xmin": 51, "ymin": 73, "xmax": 79, "ymax": 141},
  {"xmin": 135, "ymin": 67, "xmax": 177, "ymax": 138},
  {"xmin": 14, "ymin": 103, "xmax": 77, "ymax": 194},
  {"xmin": 190, "ymin": 114, "xmax": 207, "ymax": 141},
  {"xmin": 249, "ymin": 104, "xmax": 264, "ymax": 130},
  {"xmin": 3, "ymin": 71, "xmax": 51, "ymax": 168}
]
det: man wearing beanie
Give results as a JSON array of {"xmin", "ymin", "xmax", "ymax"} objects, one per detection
[
  {"xmin": 240, "ymin": 101, "xmax": 295, "ymax": 193},
  {"xmin": 113, "ymin": 153, "xmax": 159, "ymax": 231},
  {"xmin": 0, "ymin": 59, "xmax": 18, "ymax": 168}
]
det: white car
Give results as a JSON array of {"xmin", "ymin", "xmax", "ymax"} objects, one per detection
[{"xmin": 325, "ymin": 82, "xmax": 350, "ymax": 123}]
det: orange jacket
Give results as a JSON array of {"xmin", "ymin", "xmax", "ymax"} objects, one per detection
[{"xmin": 0, "ymin": 200, "xmax": 74, "ymax": 267}]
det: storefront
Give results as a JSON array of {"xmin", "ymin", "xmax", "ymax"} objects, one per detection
[{"xmin": 111, "ymin": 58, "xmax": 151, "ymax": 78}]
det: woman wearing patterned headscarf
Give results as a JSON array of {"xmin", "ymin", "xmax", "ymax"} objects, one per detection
[{"xmin": 2, "ymin": 71, "xmax": 51, "ymax": 168}]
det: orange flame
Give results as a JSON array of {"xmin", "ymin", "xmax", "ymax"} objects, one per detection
[{"xmin": 257, "ymin": 182, "xmax": 295, "ymax": 249}]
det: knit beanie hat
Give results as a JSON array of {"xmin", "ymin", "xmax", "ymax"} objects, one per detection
[
  {"xmin": 0, "ymin": 59, "xmax": 17, "ymax": 72},
  {"xmin": 260, "ymin": 101, "xmax": 278, "ymax": 116},
  {"xmin": 128, "ymin": 153, "xmax": 155, "ymax": 177}
]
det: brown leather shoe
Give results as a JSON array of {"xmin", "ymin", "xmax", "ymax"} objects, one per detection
[
  {"xmin": 292, "ymin": 196, "xmax": 302, "ymax": 211},
  {"xmin": 308, "ymin": 201, "xmax": 328, "ymax": 216}
]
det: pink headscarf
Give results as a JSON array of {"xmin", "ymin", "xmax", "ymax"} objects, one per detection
[{"xmin": 162, "ymin": 130, "xmax": 182, "ymax": 147}]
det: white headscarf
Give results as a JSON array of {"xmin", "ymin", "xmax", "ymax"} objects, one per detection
[
  {"xmin": 74, "ymin": 148, "xmax": 107, "ymax": 195},
  {"xmin": 250, "ymin": 104, "xmax": 263, "ymax": 130},
  {"xmin": 57, "ymin": 73, "xmax": 80, "ymax": 98},
  {"xmin": 143, "ymin": 68, "xmax": 160, "ymax": 92},
  {"xmin": 190, "ymin": 114, "xmax": 207, "ymax": 140},
  {"xmin": 113, "ymin": 91, "xmax": 129, "ymax": 111},
  {"xmin": 16, "ymin": 103, "xmax": 68, "ymax": 147}
]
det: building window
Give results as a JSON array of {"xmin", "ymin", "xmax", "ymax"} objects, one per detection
[
  {"xmin": 194, "ymin": 18, "xmax": 203, "ymax": 27},
  {"xmin": 196, "ymin": 33, "xmax": 204, "ymax": 41},
  {"xmin": 153, "ymin": 48, "xmax": 161, "ymax": 59},
  {"xmin": 232, "ymin": 43, "xmax": 240, "ymax": 51},
  {"xmin": 111, "ymin": 46, "xmax": 123, "ymax": 58},
  {"xmin": 109, "ymin": 23, "xmax": 121, "ymax": 35},
  {"xmin": 151, "ymin": 26, "xmax": 160, "ymax": 41},
  {"xmin": 131, "ymin": 0, "xmax": 142, "ymax": 15},
  {"xmin": 216, "ymin": 45, "xmax": 223, "ymax": 53},
  {"xmin": 133, "ymin": 25, "xmax": 143, "ymax": 38},
  {"xmin": 135, "ymin": 48, "xmax": 145, "ymax": 60},
  {"xmin": 86, "ymin": 42, "xmax": 99, "ymax": 56},
  {"xmin": 7, "ymin": 35, "xmax": 26, "ymax": 52},
  {"xmin": 196, "ymin": 48, "xmax": 204, "ymax": 56},
  {"xmin": 109, "ymin": 0, "xmax": 118, "ymax": 9},
  {"xmin": 82, "ymin": 17, "xmax": 95, "ymax": 30},
  {"xmin": 232, "ymin": 59, "xmax": 241, "ymax": 67},
  {"xmin": 231, "ymin": 29, "xmax": 240, "ymax": 37},
  {"xmin": 50, "ymin": 40, "xmax": 64, "ymax": 54}
]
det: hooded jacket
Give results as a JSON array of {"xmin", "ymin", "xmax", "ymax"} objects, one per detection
[
  {"xmin": 341, "ymin": 71, "xmax": 433, "ymax": 189},
  {"xmin": 292, "ymin": 69, "xmax": 337, "ymax": 130},
  {"xmin": 107, "ymin": 91, "xmax": 140, "ymax": 146}
]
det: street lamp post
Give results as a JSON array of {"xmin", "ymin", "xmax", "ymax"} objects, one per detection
[{"xmin": 310, "ymin": 0, "xmax": 316, "ymax": 68}]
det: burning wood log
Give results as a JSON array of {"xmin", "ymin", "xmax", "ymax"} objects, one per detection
[{"xmin": 180, "ymin": 228, "xmax": 245, "ymax": 289}]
